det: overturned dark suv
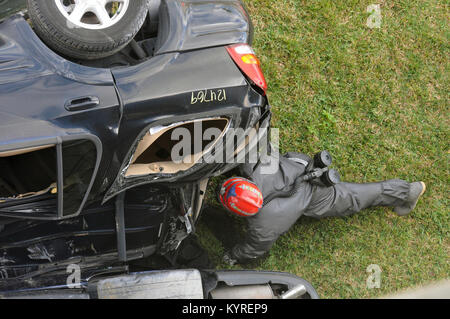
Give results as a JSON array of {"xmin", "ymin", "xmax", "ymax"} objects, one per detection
[{"xmin": 0, "ymin": 0, "xmax": 319, "ymax": 299}]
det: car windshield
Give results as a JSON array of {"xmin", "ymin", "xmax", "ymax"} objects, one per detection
[{"xmin": 0, "ymin": 0, "xmax": 26, "ymax": 21}]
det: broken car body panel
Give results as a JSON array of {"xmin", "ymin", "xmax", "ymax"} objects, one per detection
[{"xmin": 155, "ymin": 0, "xmax": 253, "ymax": 55}]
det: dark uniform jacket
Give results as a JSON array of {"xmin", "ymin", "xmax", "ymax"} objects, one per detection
[{"xmin": 231, "ymin": 151, "xmax": 314, "ymax": 262}]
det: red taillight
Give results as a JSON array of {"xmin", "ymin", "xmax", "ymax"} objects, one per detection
[{"xmin": 226, "ymin": 44, "xmax": 267, "ymax": 94}]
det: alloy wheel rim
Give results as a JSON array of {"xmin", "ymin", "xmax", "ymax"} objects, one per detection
[{"xmin": 54, "ymin": 0, "xmax": 130, "ymax": 30}]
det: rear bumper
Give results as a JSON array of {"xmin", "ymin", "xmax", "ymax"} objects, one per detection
[{"xmin": 0, "ymin": 269, "xmax": 318, "ymax": 299}]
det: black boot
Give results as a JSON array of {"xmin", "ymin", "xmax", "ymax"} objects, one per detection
[{"xmin": 394, "ymin": 181, "xmax": 426, "ymax": 216}]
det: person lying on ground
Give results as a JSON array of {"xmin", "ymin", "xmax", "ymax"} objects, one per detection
[{"xmin": 215, "ymin": 148, "xmax": 426, "ymax": 265}]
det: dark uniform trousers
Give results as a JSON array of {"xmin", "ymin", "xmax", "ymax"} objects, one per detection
[{"xmin": 231, "ymin": 151, "xmax": 411, "ymax": 263}]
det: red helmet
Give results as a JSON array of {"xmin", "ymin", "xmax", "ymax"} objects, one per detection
[{"xmin": 219, "ymin": 177, "xmax": 263, "ymax": 217}]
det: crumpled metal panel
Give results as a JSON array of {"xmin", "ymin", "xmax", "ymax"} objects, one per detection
[
  {"xmin": 0, "ymin": 15, "xmax": 114, "ymax": 86},
  {"xmin": 0, "ymin": 0, "xmax": 26, "ymax": 21},
  {"xmin": 155, "ymin": 0, "xmax": 253, "ymax": 55}
]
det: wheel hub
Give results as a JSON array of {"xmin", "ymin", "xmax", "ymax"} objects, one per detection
[{"xmin": 54, "ymin": 0, "xmax": 130, "ymax": 30}]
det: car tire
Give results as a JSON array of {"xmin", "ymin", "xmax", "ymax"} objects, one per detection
[{"xmin": 27, "ymin": 0, "xmax": 150, "ymax": 60}]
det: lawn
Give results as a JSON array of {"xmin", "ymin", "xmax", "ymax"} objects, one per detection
[{"xmin": 197, "ymin": 0, "xmax": 449, "ymax": 298}]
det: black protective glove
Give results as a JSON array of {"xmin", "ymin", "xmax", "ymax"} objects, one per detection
[
  {"xmin": 202, "ymin": 205, "xmax": 246, "ymax": 250},
  {"xmin": 222, "ymin": 250, "xmax": 238, "ymax": 266},
  {"xmin": 176, "ymin": 235, "xmax": 215, "ymax": 269}
]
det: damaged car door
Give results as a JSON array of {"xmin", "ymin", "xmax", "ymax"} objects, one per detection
[{"xmin": 0, "ymin": 15, "xmax": 122, "ymax": 274}]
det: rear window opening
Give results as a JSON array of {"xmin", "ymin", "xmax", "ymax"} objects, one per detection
[
  {"xmin": 125, "ymin": 118, "xmax": 229, "ymax": 177},
  {"xmin": 0, "ymin": 140, "xmax": 98, "ymax": 218},
  {"xmin": 0, "ymin": 145, "xmax": 57, "ymax": 202}
]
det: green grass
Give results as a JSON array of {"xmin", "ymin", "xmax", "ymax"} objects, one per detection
[{"xmin": 197, "ymin": 0, "xmax": 449, "ymax": 298}]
